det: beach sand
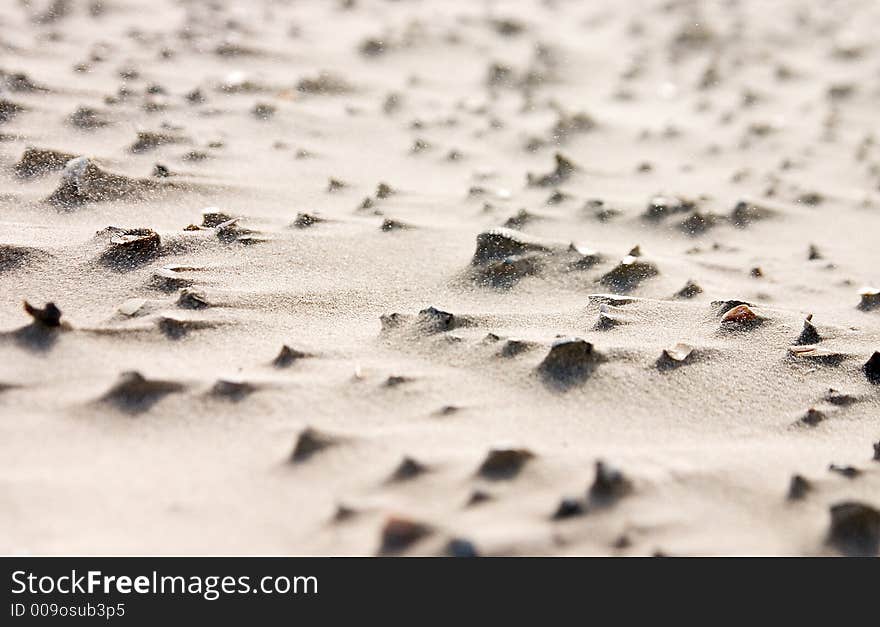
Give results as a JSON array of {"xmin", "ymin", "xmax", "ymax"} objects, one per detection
[{"xmin": 1, "ymin": 0, "xmax": 878, "ymax": 556}]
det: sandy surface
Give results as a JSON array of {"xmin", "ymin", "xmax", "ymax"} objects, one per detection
[{"xmin": 1, "ymin": 0, "xmax": 879, "ymax": 556}]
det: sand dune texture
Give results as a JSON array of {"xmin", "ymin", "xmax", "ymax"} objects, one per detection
[{"xmin": 1, "ymin": 0, "xmax": 879, "ymax": 556}]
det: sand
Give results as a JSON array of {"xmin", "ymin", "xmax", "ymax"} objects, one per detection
[{"xmin": 1, "ymin": 0, "xmax": 879, "ymax": 556}]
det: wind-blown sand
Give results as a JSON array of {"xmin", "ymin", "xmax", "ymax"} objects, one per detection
[{"xmin": 1, "ymin": 0, "xmax": 879, "ymax": 556}]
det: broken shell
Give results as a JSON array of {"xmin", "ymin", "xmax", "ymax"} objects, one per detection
[
  {"xmin": 657, "ymin": 342, "xmax": 695, "ymax": 369},
  {"xmin": 23, "ymin": 301, "xmax": 62, "ymax": 327},
  {"xmin": 827, "ymin": 501, "xmax": 880, "ymax": 556},
  {"xmin": 598, "ymin": 256, "xmax": 659, "ymax": 292},
  {"xmin": 795, "ymin": 314, "xmax": 821, "ymax": 345},
  {"xmin": 537, "ymin": 338, "xmax": 602, "ymax": 381},
  {"xmin": 118, "ymin": 298, "xmax": 148, "ymax": 317},
  {"xmin": 290, "ymin": 427, "xmax": 338, "ymax": 463},
  {"xmin": 273, "ymin": 345, "xmax": 310, "ymax": 368},
  {"xmin": 588, "ymin": 460, "xmax": 632, "ymax": 505},
  {"xmin": 477, "ymin": 447, "xmax": 535, "ymax": 480},
  {"xmin": 788, "ymin": 345, "xmax": 846, "ymax": 366},
  {"xmin": 378, "ymin": 516, "xmax": 431, "ymax": 555}
]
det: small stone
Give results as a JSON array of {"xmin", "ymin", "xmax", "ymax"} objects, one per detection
[
  {"xmin": 388, "ymin": 457, "xmax": 428, "ymax": 482},
  {"xmin": 14, "ymin": 147, "xmax": 77, "ymax": 178},
  {"xmin": 598, "ymin": 255, "xmax": 659, "ymax": 292},
  {"xmin": 588, "ymin": 460, "xmax": 632, "ymax": 505},
  {"xmin": 99, "ymin": 228, "xmax": 161, "ymax": 269},
  {"xmin": 499, "ymin": 339, "xmax": 536, "ymax": 357},
  {"xmin": 378, "ymin": 516, "xmax": 431, "ymax": 555},
  {"xmin": 858, "ymin": 287, "xmax": 880, "ymax": 311},
  {"xmin": 680, "ymin": 212, "xmax": 718, "ymax": 235},
  {"xmin": 251, "ymin": 102, "xmax": 278, "ymax": 120},
  {"xmin": 380, "ymin": 218, "xmax": 409, "ymax": 231},
  {"xmin": 376, "ymin": 182, "xmax": 394, "ymax": 199},
  {"xmin": 290, "ymin": 427, "xmax": 338, "ymax": 463},
  {"xmin": 472, "ymin": 228, "xmax": 552, "ymax": 264},
  {"xmin": 148, "ymin": 269, "xmax": 194, "ymax": 293},
  {"xmin": 675, "ymin": 280, "xmax": 703, "ymax": 299},
  {"xmin": 292, "ymin": 212, "xmax": 323, "ymax": 228},
  {"xmin": 808, "ymin": 244, "xmax": 823, "ymax": 260},
  {"xmin": 99, "ymin": 371, "xmax": 184, "ymax": 412},
  {"xmin": 527, "ymin": 152, "xmax": 577, "ymax": 187},
  {"xmin": 69, "ymin": 106, "xmax": 109, "ymax": 129},
  {"xmin": 416, "ymin": 306, "xmax": 454, "ymax": 332},
  {"xmin": 445, "ymin": 538, "xmax": 479, "ymax": 558},
  {"xmin": 829, "ymin": 464, "xmax": 861, "ymax": 479},
  {"xmin": 827, "ymin": 501, "xmax": 880, "ymax": 556},
  {"xmin": 210, "ymin": 379, "xmax": 257, "ymax": 401},
  {"xmin": 176, "ymin": 289, "xmax": 209, "ymax": 309},
  {"xmin": 824, "ymin": 389, "xmax": 858, "ymax": 406},
  {"xmin": 201, "ymin": 210, "xmax": 235, "ymax": 227},
  {"xmin": 594, "ymin": 304, "xmax": 623, "ymax": 330},
  {"xmin": 872, "ymin": 441, "xmax": 879, "ymax": 461},
  {"xmin": 327, "ymin": 178, "xmax": 346, "ymax": 192},
  {"xmin": 538, "ymin": 338, "xmax": 602, "ymax": 381},
  {"xmin": 730, "ymin": 200, "xmax": 773, "ymax": 227},
  {"xmin": 799, "ymin": 408, "xmax": 827, "ymax": 427},
  {"xmin": 23, "ymin": 301, "xmax": 62, "ymax": 327},
  {"xmin": 130, "ymin": 131, "xmax": 185, "ymax": 153},
  {"xmin": 273, "ymin": 345, "xmax": 310, "ymax": 368},
  {"xmin": 643, "ymin": 195, "xmax": 695, "ymax": 220},
  {"xmin": 864, "ymin": 352, "xmax": 880, "ymax": 384},
  {"xmin": 466, "ymin": 489, "xmax": 492, "ymax": 506},
  {"xmin": 477, "ymin": 448, "xmax": 535, "ymax": 480},
  {"xmin": 787, "ymin": 474, "xmax": 812, "ymax": 500},
  {"xmin": 552, "ymin": 498, "xmax": 585, "ymax": 520}
]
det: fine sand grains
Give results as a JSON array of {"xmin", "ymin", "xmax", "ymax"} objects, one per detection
[{"xmin": 0, "ymin": 0, "xmax": 879, "ymax": 556}]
